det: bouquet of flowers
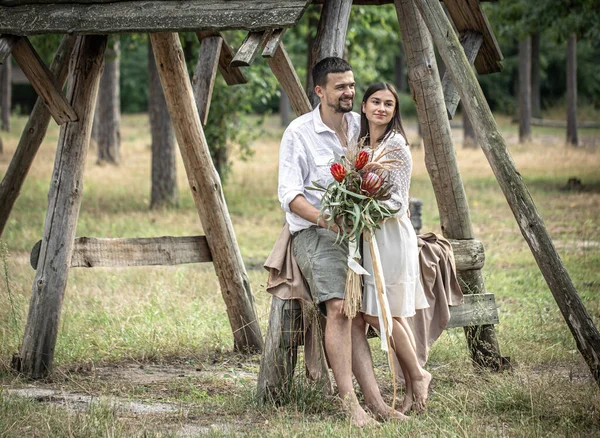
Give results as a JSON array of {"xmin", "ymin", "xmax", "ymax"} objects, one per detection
[{"xmin": 307, "ymin": 138, "xmax": 404, "ymax": 316}]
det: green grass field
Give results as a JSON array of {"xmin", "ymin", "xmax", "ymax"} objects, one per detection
[{"xmin": 1, "ymin": 113, "xmax": 599, "ymax": 436}]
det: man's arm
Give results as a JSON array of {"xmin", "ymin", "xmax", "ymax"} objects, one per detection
[{"xmin": 290, "ymin": 195, "xmax": 340, "ymax": 233}]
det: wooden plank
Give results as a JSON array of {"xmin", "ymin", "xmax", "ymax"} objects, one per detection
[
  {"xmin": 262, "ymin": 28, "xmax": 285, "ymax": 58},
  {"xmin": 445, "ymin": 293, "xmax": 498, "ymax": 329},
  {"xmin": 231, "ymin": 31, "xmax": 272, "ymax": 67},
  {"xmin": 442, "ymin": 0, "xmax": 503, "ymax": 74},
  {"xmin": 19, "ymin": 35, "xmax": 107, "ymax": 379},
  {"xmin": 414, "ymin": 0, "xmax": 600, "ymax": 387},
  {"xmin": 149, "ymin": 32, "xmax": 263, "ymax": 353},
  {"xmin": 11, "ymin": 37, "xmax": 77, "ymax": 125},
  {"xmin": 449, "ymin": 238, "xmax": 484, "ymax": 271},
  {"xmin": 0, "ymin": 1, "xmax": 311, "ymax": 35},
  {"xmin": 266, "ymin": 43, "xmax": 311, "ymax": 116},
  {"xmin": 0, "ymin": 34, "xmax": 21, "ymax": 64},
  {"xmin": 192, "ymin": 35, "xmax": 222, "ymax": 126},
  {"xmin": 0, "ymin": 35, "xmax": 76, "ymax": 239},
  {"xmin": 441, "ymin": 30, "xmax": 482, "ymax": 120},
  {"xmin": 197, "ymin": 31, "xmax": 247, "ymax": 86},
  {"xmin": 30, "ymin": 236, "xmax": 212, "ymax": 270}
]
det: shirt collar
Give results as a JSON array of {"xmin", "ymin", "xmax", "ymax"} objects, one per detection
[{"xmin": 312, "ymin": 103, "xmax": 358, "ymax": 136}]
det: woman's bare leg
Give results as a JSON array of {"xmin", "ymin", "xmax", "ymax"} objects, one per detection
[
  {"xmin": 399, "ymin": 317, "xmax": 417, "ymax": 353},
  {"xmin": 364, "ymin": 314, "xmax": 431, "ymax": 412}
]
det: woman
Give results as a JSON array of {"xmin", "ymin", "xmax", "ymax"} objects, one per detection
[{"xmin": 359, "ymin": 82, "xmax": 432, "ymax": 413}]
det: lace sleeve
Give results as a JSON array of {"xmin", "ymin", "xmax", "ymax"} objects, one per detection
[{"xmin": 380, "ymin": 132, "xmax": 412, "ymax": 214}]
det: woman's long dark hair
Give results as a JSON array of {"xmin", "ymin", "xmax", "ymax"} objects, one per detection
[{"xmin": 359, "ymin": 82, "xmax": 407, "ymax": 146}]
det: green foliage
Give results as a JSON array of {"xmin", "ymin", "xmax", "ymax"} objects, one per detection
[{"xmin": 119, "ymin": 34, "xmax": 149, "ymax": 113}]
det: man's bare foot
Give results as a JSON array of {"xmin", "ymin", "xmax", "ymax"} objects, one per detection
[
  {"xmin": 341, "ymin": 395, "xmax": 379, "ymax": 427},
  {"xmin": 410, "ymin": 369, "xmax": 432, "ymax": 412}
]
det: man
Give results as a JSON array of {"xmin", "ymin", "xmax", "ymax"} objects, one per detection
[{"xmin": 278, "ymin": 57, "xmax": 404, "ymax": 426}]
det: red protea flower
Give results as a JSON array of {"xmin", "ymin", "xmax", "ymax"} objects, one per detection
[
  {"xmin": 361, "ymin": 172, "xmax": 384, "ymax": 195},
  {"xmin": 330, "ymin": 163, "xmax": 346, "ymax": 182},
  {"xmin": 354, "ymin": 150, "xmax": 369, "ymax": 170}
]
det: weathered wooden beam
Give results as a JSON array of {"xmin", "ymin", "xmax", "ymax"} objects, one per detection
[
  {"xmin": 308, "ymin": 0, "xmax": 352, "ymax": 106},
  {"xmin": 192, "ymin": 35, "xmax": 222, "ymax": 126},
  {"xmin": 0, "ymin": 0, "xmax": 311, "ymax": 35},
  {"xmin": 30, "ymin": 235, "xmax": 212, "ymax": 270},
  {"xmin": 149, "ymin": 32, "xmax": 263, "ymax": 353},
  {"xmin": 0, "ymin": 34, "xmax": 21, "ymax": 64},
  {"xmin": 262, "ymin": 28, "xmax": 285, "ymax": 58},
  {"xmin": 11, "ymin": 37, "xmax": 77, "ymax": 125},
  {"xmin": 196, "ymin": 31, "xmax": 247, "ymax": 86},
  {"xmin": 266, "ymin": 43, "xmax": 311, "ymax": 116},
  {"xmin": 394, "ymin": 0, "xmax": 503, "ymax": 370},
  {"xmin": 414, "ymin": 0, "xmax": 600, "ymax": 387},
  {"xmin": 442, "ymin": 30, "xmax": 482, "ymax": 120},
  {"xmin": 442, "ymin": 0, "xmax": 503, "ymax": 74},
  {"xmin": 450, "ymin": 239, "xmax": 484, "ymax": 271},
  {"xmin": 445, "ymin": 293, "xmax": 498, "ymax": 329},
  {"xmin": 19, "ymin": 35, "xmax": 107, "ymax": 379},
  {"xmin": 231, "ymin": 31, "xmax": 272, "ymax": 68},
  {"xmin": 0, "ymin": 36, "xmax": 76, "ymax": 239}
]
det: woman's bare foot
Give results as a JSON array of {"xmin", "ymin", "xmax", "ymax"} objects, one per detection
[
  {"xmin": 341, "ymin": 395, "xmax": 379, "ymax": 427},
  {"xmin": 400, "ymin": 376, "xmax": 414, "ymax": 414},
  {"xmin": 410, "ymin": 369, "xmax": 432, "ymax": 412}
]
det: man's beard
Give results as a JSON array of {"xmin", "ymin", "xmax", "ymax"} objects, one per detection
[{"xmin": 328, "ymin": 96, "xmax": 353, "ymax": 113}]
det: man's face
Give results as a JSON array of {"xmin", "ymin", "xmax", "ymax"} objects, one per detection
[{"xmin": 316, "ymin": 71, "xmax": 356, "ymax": 114}]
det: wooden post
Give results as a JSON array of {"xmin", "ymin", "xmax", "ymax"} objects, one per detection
[
  {"xmin": 441, "ymin": 30, "xmax": 482, "ymax": 120},
  {"xmin": 308, "ymin": 0, "xmax": 352, "ymax": 106},
  {"xmin": 394, "ymin": 0, "xmax": 503, "ymax": 369},
  {"xmin": 413, "ymin": 0, "xmax": 600, "ymax": 387},
  {"xmin": 0, "ymin": 36, "xmax": 76, "ymax": 238},
  {"xmin": 266, "ymin": 43, "xmax": 311, "ymax": 116},
  {"xmin": 19, "ymin": 35, "xmax": 107, "ymax": 378},
  {"xmin": 149, "ymin": 32, "xmax": 263, "ymax": 353},
  {"xmin": 192, "ymin": 34, "xmax": 222, "ymax": 126}
]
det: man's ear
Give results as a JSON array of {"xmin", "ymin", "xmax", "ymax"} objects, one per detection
[{"xmin": 315, "ymin": 85, "xmax": 324, "ymax": 99}]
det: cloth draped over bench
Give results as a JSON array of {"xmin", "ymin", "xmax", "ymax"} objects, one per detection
[{"xmin": 264, "ymin": 224, "xmax": 463, "ymax": 378}]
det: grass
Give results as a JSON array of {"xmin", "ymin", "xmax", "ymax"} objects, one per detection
[{"xmin": 0, "ymin": 112, "xmax": 599, "ymax": 436}]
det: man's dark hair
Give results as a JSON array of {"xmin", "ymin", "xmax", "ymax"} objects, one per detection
[{"xmin": 312, "ymin": 57, "xmax": 352, "ymax": 88}]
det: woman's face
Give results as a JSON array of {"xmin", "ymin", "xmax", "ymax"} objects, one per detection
[{"xmin": 362, "ymin": 89, "xmax": 396, "ymax": 127}]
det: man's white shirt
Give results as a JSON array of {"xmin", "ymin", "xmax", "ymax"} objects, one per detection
[{"xmin": 278, "ymin": 104, "xmax": 361, "ymax": 234}]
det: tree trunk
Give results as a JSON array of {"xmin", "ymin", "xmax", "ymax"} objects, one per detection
[
  {"xmin": 395, "ymin": 52, "xmax": 407, "ymax": 93},
  {"xmin": 531, "ymin": 32, "xmax": 541, "ymax": 119},
  {"xmin": 305, "ymin": 5, "xmax": 320, "ymax": 107},
  {"xmin": 148, "ymin": 41, "xmax": 178, "ymax": 209},
  {"xmin": 1, "ymin": 60, "xmax": 11, "ymax": 132},
  {"xmin": 566, "ymin": 33, "xmax": 578, "ymax": 147},
  {"xmin": 518, "ymin": 37, "xmax": 531, "ymax": 143},
  {"xmin": 96, "ymin": 36, "xmax": 120, "ymax": 165},
  {"xmin": 413, "ymin": 0, "xmax": 600, "ymax": 387},
  {"xmin": 279, "ymin": 88, "xmax": 291, "ymax": 127},
  {"xmin": 463, "ymin": 109, "xmax": 477, "ymax": 148},
  {"xmin": 308, "ymin": 0, "xmax": 352, "ymax": 108},
  {"xmin": 394, "ymin": 0, "xmax": 502, "ymax": 369}
]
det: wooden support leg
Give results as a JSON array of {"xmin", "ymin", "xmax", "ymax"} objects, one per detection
[
  {"xmin": 394, "ymin": 0, "xmax": 503, "ymax": 369},
  {"xmin": 149, "ymin": 32, "xmax": 263, "ymax": 353},
  {"xmin": 0, "ymin": 35, "xmax": 77, "ymax": 239},
  {"xmin": 266, "ymin": 43, "xmax": 311, "ymax": 116},
  {"xmin": 192, "ymin": 34, "xmax": 222, "ymax": 126},
  {"xmin": 18, "ymin": 35, "xmax": 107, "ymax": 378},
  {"xmin": 414, "ymin": 0, "xmax": 600, "ymax": 386},
  {"xmin": 257, "ymin": 298, "xmax": 303, "ymax": 403}
]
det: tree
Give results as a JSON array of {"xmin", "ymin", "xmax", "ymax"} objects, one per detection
[
  {"xmin": 463, "ymin": 110, "xmax": 477, "ymax": 148},
  {"xmin": 566, "ymin": 33, "xmax": 578, "ymax": 146},
  {"xmin": 531, "ymin": 31, "xmax": 542, "ymax": 118},
  {"xmin": 148, "ymin": 41, "xmax": 178, "ymax": 209},
  {"xmin": 1, "ymin": 60, "xmax": 11, "ymax": 132},
  {"xmin": 96, "ymin": 36, "xmax": 121, "ymax": 165},
  {"xmin": 518, "ymin": 36, "xmax": 532, "ymax": 143}
]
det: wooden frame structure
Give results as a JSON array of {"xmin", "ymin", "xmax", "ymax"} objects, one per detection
[{"xmin": 1, "ymin": 0, "xmax": 598, "ymax": 392}]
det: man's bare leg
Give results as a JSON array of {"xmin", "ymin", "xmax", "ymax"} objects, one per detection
[
  {"xmin": 324, "ymin": 299, "xmax": 377, "ymax": 427},
  {"xmin": 351, "ymin": 314, "xmax": 408, "ymax": 421}
]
